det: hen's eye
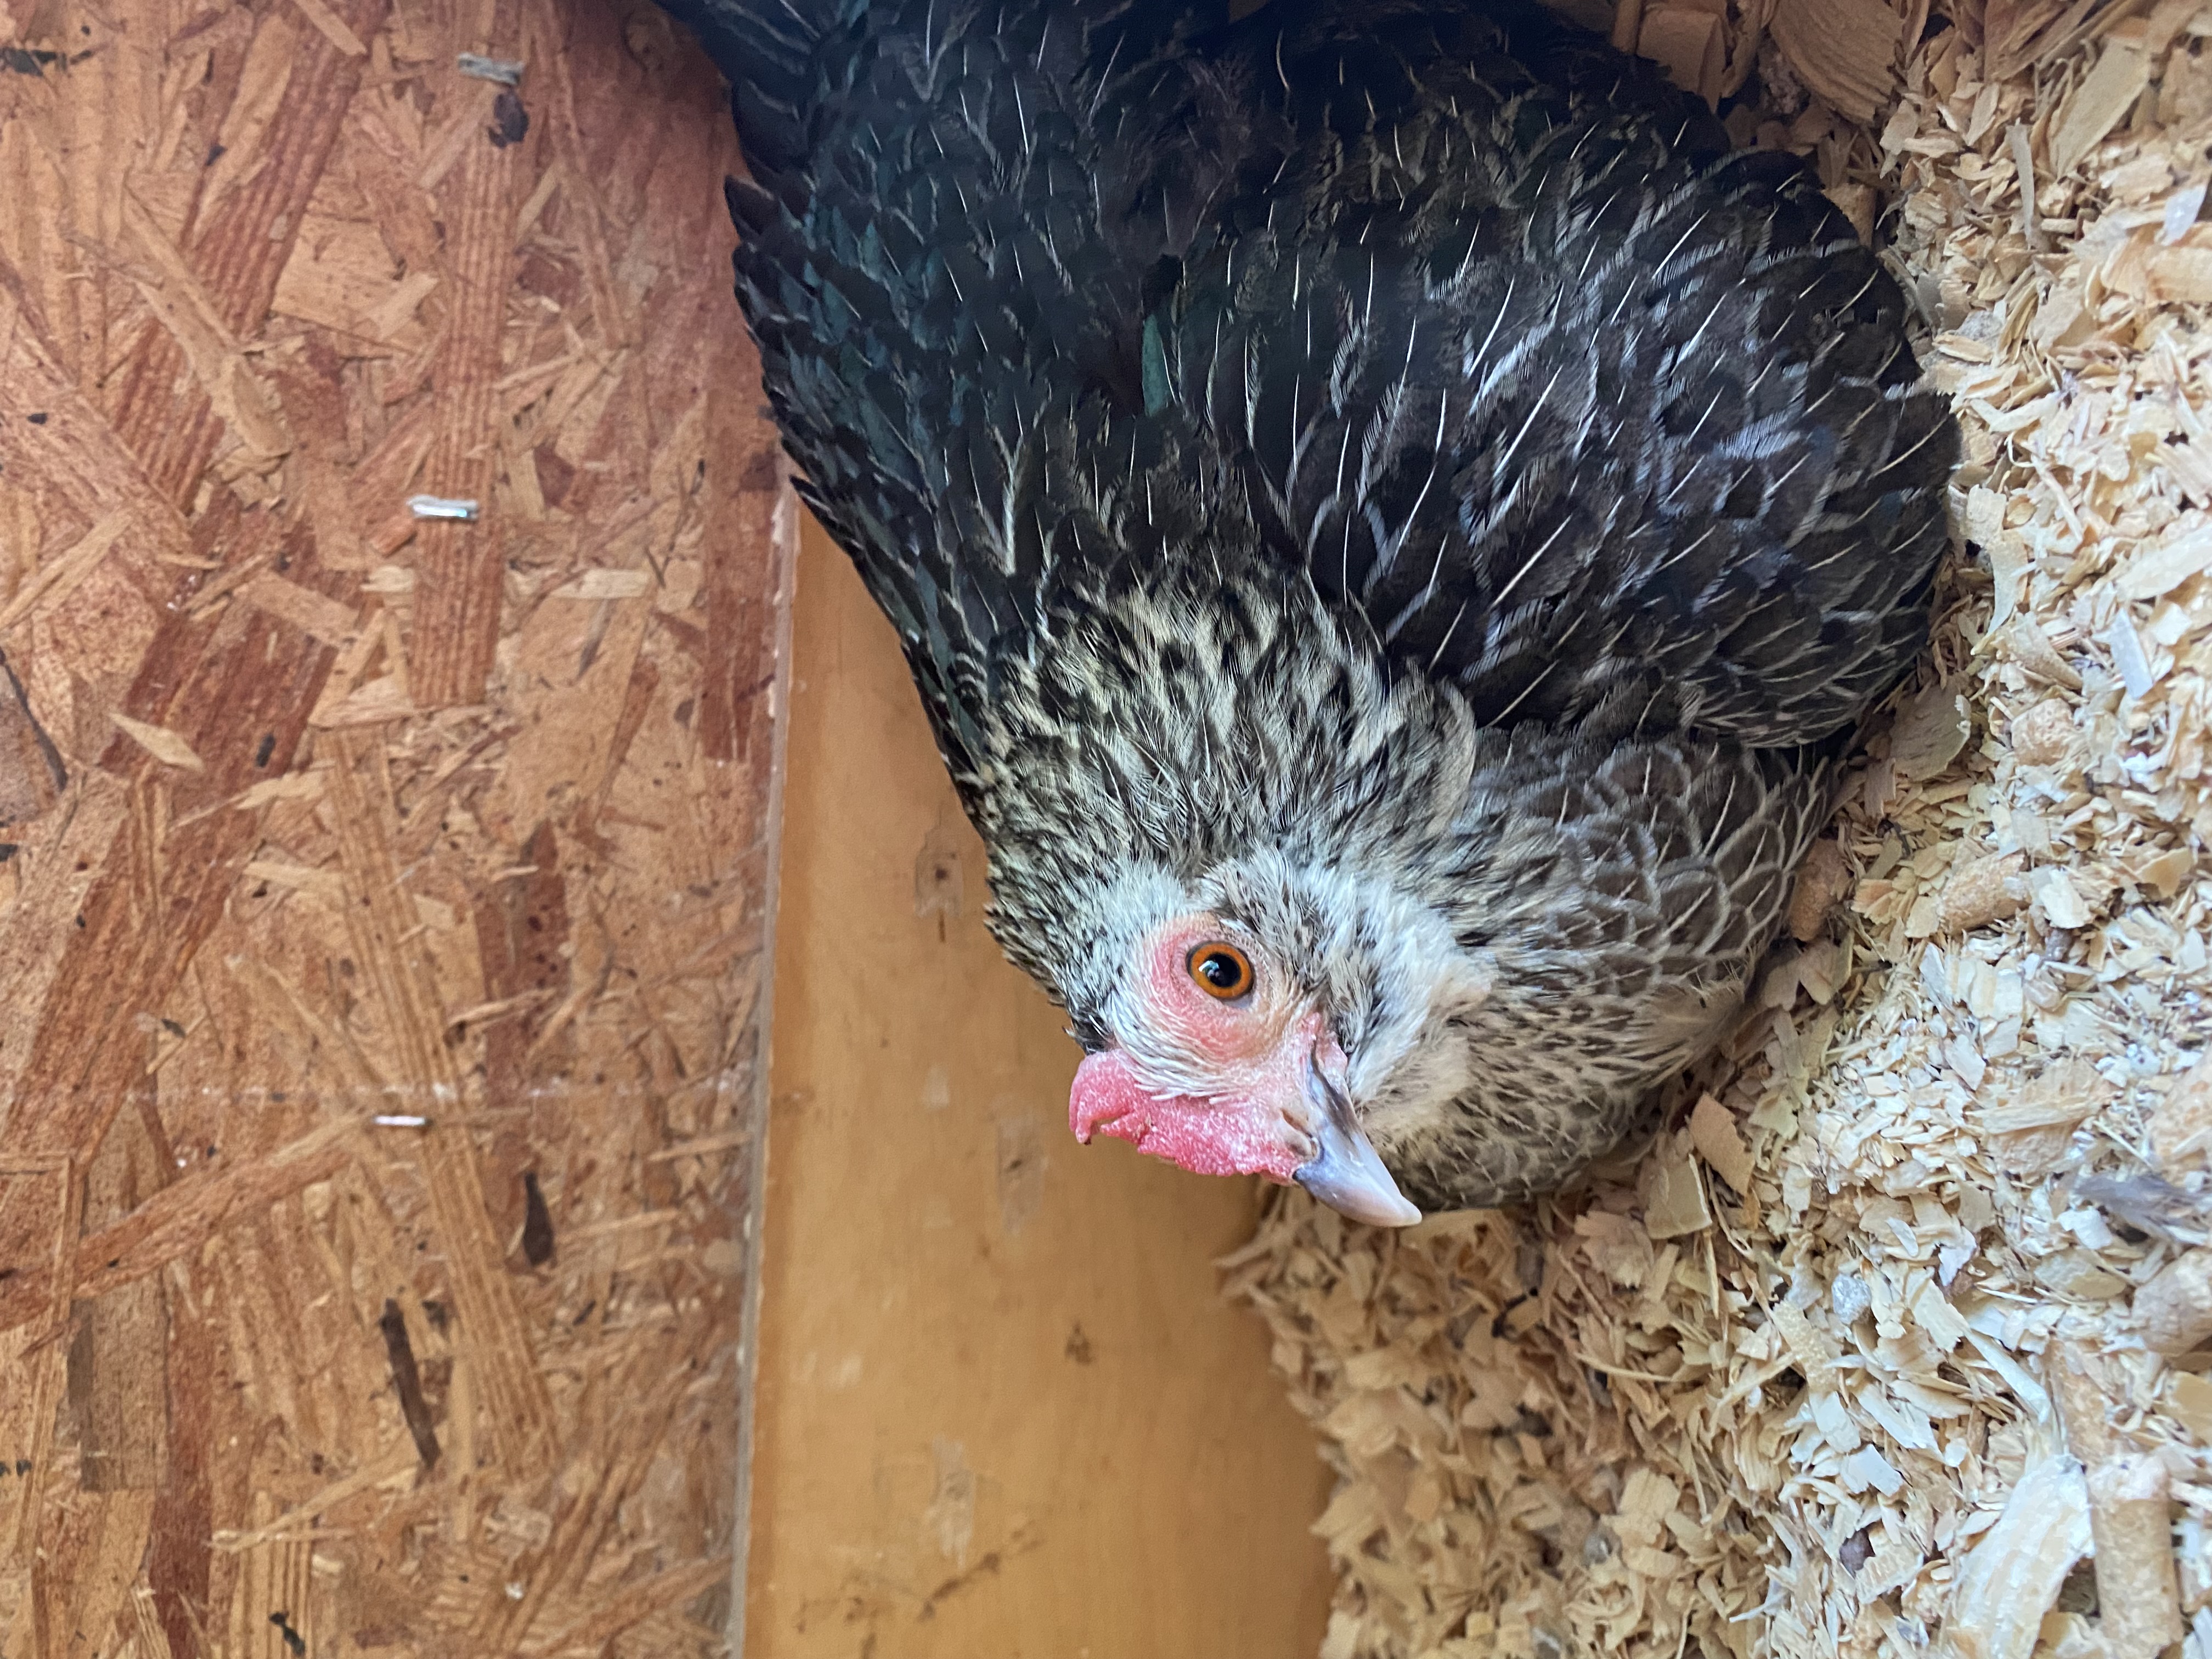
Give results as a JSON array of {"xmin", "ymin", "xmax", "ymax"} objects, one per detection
[{"xmin": 1187, "ymin": 942, "xmax": 1255, "ymax": 1001}]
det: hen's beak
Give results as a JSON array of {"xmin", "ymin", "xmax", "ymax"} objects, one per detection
[{"xmin": 1293, "ymin": 1048, "xmax": 1423, "ymax": 1228}]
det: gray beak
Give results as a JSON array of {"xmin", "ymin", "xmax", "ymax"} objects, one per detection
[{"xmin": 1293, "ymin": 1053, "xmax": 1422, "ymax": 1228}]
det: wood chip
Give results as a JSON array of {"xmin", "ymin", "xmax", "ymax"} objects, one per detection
[
  {"xmin": 1940, "ymin": 850, "xmax": 2027, "ymax": 932},
  {"xmin": 0, "ymin": 511, "xmax": 134, "ymax": 636},
  {"xmin": 240, "ymin": 572, "xmax": 362, "ymax": 645},
  {"xmin": 1636, "ymin": 8, "xmax": 1724, "ymax": 105},
  {"xmin": 2149, "ymin": 1056, "xmax": 2212, "ymax": 1172},
  {"xmin": 1892, "ymin": 685, "xmax": 1973, "ymax": 781},
  {"xmin": 1688, "ymin": 1094, "xmax": 1756, "ymax": 1194},
  {"xmin": 1638, "ymin": 1130, "xmax": 1713, "ymax": 1238},
  {"xmin": 1935, "ymin": 1454, "xmax": 2093, "ymax": 1659},
  {"xmin": 286, "ymin": 0, "xmax": 367, "ymax": 57},
  {"xmin": 2011, "ymin": 699, "xmax": 2076, "ymax": 765},
  {"xmin": 2030, "ymin": 864, "xmax": 2096, "ymax": 928},
  {"xmin": 2115, "ymin": 526, "xmax": 2212, "ymax": 601},
  {"xmin": 2085, "ymin": 1455, "xmax": 2186, "ymax": 1659},
  {"xmin": 109, "ymin": 712, "xmax": 206, "ymax": 772},
  {"xmin": 549, "ymin": 568, "xmax": 653, "ymax": 600},
  {"xmin": 1787, "ymin": 836, "xmax": 1855, "ymax": 940},
  {"xmin": 1770, "ymin": 0, "xmax": 1902, "ymax": 123},
  {"xmin": 2050, "ymin": 41, "xmax": 2152, "ymax": 178},
  {"xmin": 2138, "ymin": 1249, "xmax": 2212, "ymax": 1355}
]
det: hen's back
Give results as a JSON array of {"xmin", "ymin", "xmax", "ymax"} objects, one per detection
[
  {"xmin": 1171, "ymin": 2, "xmax": 1955, "ymax": 747},
  {"xmin": 664, "ymin": 0, "xmax": 1954, "ymax": 765}
]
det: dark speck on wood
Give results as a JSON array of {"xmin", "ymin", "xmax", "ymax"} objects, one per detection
[
  {"xmin": 488, "ymin": 89, "xmax": 528, "ymax": 148},
  {"xmin": 378, "ymin": 1299, "xmax": 441, "ymax": 1470},
  {"xmin": 521, "ymin": 1170, "xmax": 555, "ymax": 1266}
]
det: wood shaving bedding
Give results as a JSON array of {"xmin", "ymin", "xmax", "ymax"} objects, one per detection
[{"xmin": 1229, "ymin": 4, "xmax": 2212, "ymax": 1654}]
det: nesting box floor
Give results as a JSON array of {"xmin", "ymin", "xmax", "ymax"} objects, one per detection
[{"xmin": 1236, "ymin": 4, "xmax": 2212, "ymax": 1657}]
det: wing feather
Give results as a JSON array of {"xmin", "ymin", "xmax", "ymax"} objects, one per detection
[{"xmin": 1155, "ymin": 4, "xmax": 1954, "ymax": 745}]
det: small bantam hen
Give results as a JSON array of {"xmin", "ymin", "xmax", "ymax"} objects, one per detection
[{"xmin": 664, "ymin": 0, "xmax": 1957, "ymax": 1224}]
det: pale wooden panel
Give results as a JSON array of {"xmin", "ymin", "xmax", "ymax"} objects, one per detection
[{"xmin": 750, "ymin": 517, "xmax": 1334, "ymax": 1656}]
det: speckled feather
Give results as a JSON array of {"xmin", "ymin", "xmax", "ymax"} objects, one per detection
[{"xmin": 662, "ymin": 0, "xmax": 1957, "ymax": 1207}]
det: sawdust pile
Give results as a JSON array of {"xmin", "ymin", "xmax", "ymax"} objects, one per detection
[{"xmin": 1227, "ymin": 3, "xmax": 2212, "ymax": 1655}]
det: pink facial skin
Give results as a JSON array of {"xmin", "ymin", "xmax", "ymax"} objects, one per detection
[
  {"xmin": 1069, "ymin": 1046, "xmax": 1307, "ymax": 1180},
  {"xmin": 1067, "ymin": 918, "xmax": 1334, "ymax": 1184}
]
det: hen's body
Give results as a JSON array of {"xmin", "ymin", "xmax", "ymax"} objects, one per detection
[{"xmin": 668, "ymin": 0, "xmax": 1955, "ymax": 1211}]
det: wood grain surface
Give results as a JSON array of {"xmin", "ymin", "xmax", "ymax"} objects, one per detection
[
  {"xmin": 0, "ymin": 0, "xmax": 789, "ymax": 1653},
  {"xmin": 751, "ymin": 517, "xmax": 1334, "ymax": 1659}
]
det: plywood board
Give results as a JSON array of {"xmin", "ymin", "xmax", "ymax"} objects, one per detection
[
  {"xmin": 0, "ymin": 0, "xmax": 788, "ymax": 1653},
  {"xmin": 748, "ymin": 518, "xmax": 1335, "ymax": 1657}
]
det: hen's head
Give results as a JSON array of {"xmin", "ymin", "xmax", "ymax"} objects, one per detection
[
  {"xmin": 969, "ymin": 567, "xmax": 1504, "ymax": 1229},
  {"xmin": 1059, "ymin": 856, "xmax": 1493, "ymax": 1228}
]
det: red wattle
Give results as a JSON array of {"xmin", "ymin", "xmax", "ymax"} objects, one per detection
[{"xmin": 1068, "ymin": 1049, "xmax": 1304, "ymax": 1182}]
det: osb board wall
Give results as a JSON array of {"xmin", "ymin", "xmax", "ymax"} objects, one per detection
[
  {"xmin": 748, "ymin": 519, "xmax": 1335, "ymax": 1657},
  {"xmin": 1242, "ymin": 3, "xmax": 2212, "ymax": 1658},
  {"xmin": 0, "ymin": 0, "xmax": 789, "ymax": 1652}
]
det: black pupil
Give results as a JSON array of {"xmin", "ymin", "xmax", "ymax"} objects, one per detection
[{"xmin": 1198, "ymin": 951, "xmax": 1242, "ymax": 990}]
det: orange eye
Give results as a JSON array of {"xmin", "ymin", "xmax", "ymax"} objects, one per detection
[{"xmin": 1187, "ymin": 942, "xmax": 1255, "ymax": 1001}]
